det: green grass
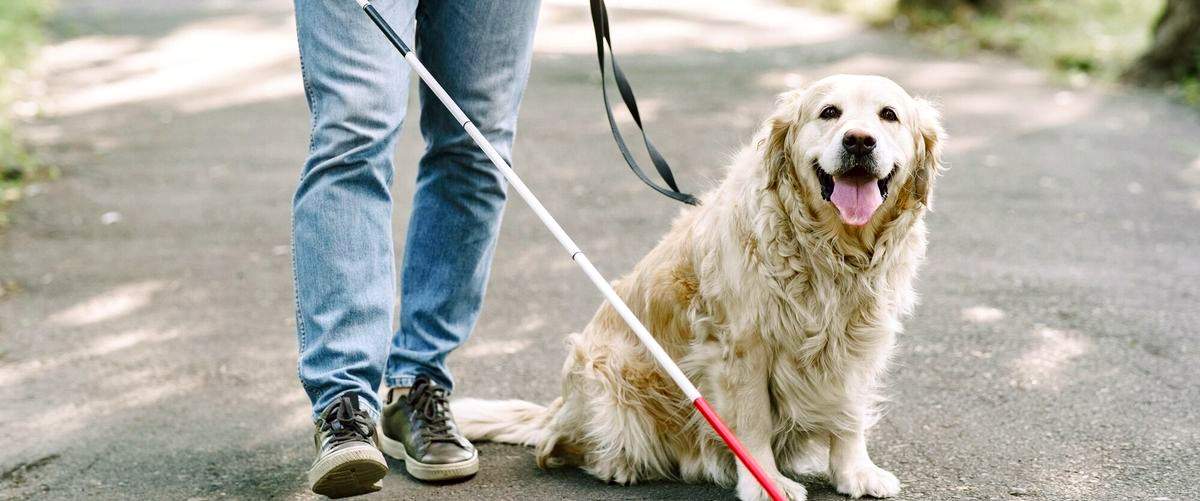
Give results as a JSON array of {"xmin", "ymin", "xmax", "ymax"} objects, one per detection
[
  {"xmin": 0, "ymin": 0, "xmax": 54, "ymax": 229},
  {"xmin": 1182, "ymin": 78, "xmax": 1200, "ymax": 106},
  {"xmin": 1180, "ymin": 48, "xmax": 1200, "ymax": 106},
  {"xmin": 790, "ymin": 0, "xmax": 1165, "ymax": 85}
]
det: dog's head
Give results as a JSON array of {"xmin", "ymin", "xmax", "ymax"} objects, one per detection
[{"xmin": 764, "ymin": 75, "xmax": 944, "ymax": 229}]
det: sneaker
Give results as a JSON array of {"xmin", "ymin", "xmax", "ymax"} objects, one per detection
[
  {"xmin": 379, "ymin": 375, "xmax": 479, "ymax": 481},
  {"xmin": 308, "ymin": 393, "xmax": 389, "ymax": 498}
]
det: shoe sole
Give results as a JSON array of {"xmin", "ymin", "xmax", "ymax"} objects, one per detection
[
  {"xmin": 308, "ymin": 444, "xmax": 388, "ymax": 499},
  {"xmin": 378, "ymin": 430, "xmax": 479, "ymax": 481}
]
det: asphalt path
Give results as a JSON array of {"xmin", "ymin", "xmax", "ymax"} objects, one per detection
[{"xmin": 1, "ymin": 0, "xmax": 1197, "ymax": 499}]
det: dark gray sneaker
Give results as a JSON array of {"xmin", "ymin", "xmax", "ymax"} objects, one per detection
[
  {"xmin": 378, "ymin": 375, "xmax": 479, "ymax": 481},
  {"xmin": 308, "ymin": 393, "xmax": 388, "ymax": 498}
]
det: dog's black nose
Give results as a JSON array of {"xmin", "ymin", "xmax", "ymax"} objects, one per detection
[{"xmin": 842, "ymin": 130, "xmax": 876, "ymax": 158}]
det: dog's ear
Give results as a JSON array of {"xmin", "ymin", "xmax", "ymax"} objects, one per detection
[
  {"xmin": 912, "ymin": 97, "xmax": 946, "ymax": 209},
  {"xmin": 761, "ymin": 89, "xmax": 805, "ymax": 191}
]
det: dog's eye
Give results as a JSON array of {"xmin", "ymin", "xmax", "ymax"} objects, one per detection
[
  {"xmin": 879, "ymin": 107, "xmax": 899, "ymax": 122},
  {"xmin": 819, "ymin": 105, "xmax": 841, "ymax": 120}
]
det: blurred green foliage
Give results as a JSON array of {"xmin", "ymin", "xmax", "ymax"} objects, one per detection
[
  {"xmin": 790, "ymin": 0, "xmax": 1164, "ymax": 83},
  {"xmin": 0, "ymin": 0, "xmax": 50, "ymax": 70},
  {"xmin": 1184, "ymin": 78, "xmax": 1200, "ymax": 106},
  {"xmin": 0, "ymin": 0, "xmax": 55, "ymax": 228}
]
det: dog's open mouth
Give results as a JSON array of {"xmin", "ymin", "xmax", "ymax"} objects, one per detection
[{"xmin": 815, "ymin": 162, "xmax": 894, "ymax": 227}]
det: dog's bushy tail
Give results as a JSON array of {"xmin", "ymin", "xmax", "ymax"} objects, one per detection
[{"xmin": 450, "ymin": 398, "xmax": 553, "ymax": 447}]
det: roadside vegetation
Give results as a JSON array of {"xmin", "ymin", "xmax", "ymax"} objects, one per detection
[
  {"xmin": 0, "ymin": 0, "xmax": 55, "ymax": 229},
  {"xmin": 792, "ymin": 0, "xmax": 1200, "ymax": 106}
]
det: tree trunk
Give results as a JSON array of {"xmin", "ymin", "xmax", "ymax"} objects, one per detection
[{"xmin": 1124, "ymin": 0, "xmax": 1200, "ymax": 86}]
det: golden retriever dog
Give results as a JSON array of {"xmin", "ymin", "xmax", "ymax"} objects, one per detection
[{"xmin": 452, "ymin": 74, "xmax": 945, "ymax": 500}]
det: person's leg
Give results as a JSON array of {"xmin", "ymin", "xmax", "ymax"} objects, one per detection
[
  {"xmin": 384, "ymin": 0, "xmax": 542, "ymax": 391},
  {"xmin": 293, "ymin": 0, "xmax": 417, "ymax": 423}
]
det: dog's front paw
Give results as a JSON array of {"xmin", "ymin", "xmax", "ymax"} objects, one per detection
[
  {"xmin": 737, "ymin": 473, "xmax": 807, "ymax": 501},
  {"xmin": 831, "ymin": 463, "xmax": 899, "ymax": 499}
]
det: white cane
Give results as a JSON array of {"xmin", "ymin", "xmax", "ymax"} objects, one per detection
[{"xmin": 353, "ymin": 2, "xmax": 785, "ymax": 499}]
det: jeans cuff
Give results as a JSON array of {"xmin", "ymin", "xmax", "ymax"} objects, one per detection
[
  {"xmin": 385, "ymin": 374, "xmax": 417, "ymax": 389},
  {"xmin": 311, "ymin": 392, "xmax": 381, "ymax": 423},
  {"xmin": 384, "ymin": 373, "xmax": 454, "ymax": 394}
]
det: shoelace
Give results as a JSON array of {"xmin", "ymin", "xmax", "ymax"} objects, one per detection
[
  {"xmin": 321, "ymin": 395, "xmax": 375, "ymax": 448},
  {"xmin": 409, "ymin": 380, "xmax": 456, "ymax": 443}
]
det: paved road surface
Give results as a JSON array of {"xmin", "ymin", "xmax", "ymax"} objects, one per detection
[{"xmin": 1, "ymin": 0, "xmax": 1197, "ymax": 499}]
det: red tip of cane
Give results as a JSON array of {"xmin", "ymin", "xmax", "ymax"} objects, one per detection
[{"xmin": 692, "ymin": 397, "xmax": 787, "ymax": 501}]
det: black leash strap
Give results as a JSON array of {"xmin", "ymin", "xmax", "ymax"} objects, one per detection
[{"xmin": 589, "ymin": 0, "xmax": 700, "ymax": 206}]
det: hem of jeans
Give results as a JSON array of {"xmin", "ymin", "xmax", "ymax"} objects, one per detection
[
  {"xmin": 384, "ymin": 373, "xmax": 455, "ymax": 395},
  {"xmin": 311, "ymin": 392, "xmax": 382, "ymax": 423},
  {"xmin": 384, "ymin": 374, "xmax": 417, "ymax": 390}
]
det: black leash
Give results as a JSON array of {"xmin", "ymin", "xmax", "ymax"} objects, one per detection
[{"xmin": 589, "ymin": 0, "xmax": 700, "ymax": 206}]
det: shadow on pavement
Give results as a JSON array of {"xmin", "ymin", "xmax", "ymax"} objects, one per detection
[{"xmin": 0, "ymin": 0, "xmax": 1197, "ymax": 499}]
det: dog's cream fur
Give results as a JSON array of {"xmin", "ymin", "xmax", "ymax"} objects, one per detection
[{"xmin": 452, "ymin": 75, "xmax": 945, "ymax": 500}]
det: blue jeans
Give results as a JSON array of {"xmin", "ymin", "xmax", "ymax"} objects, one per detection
[{"xmin": 292, "ymin": 0, "xmax": 541, "ymax": 419}]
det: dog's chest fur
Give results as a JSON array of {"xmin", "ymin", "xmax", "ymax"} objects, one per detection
[
  {"xmin": 686, "ymin": 190, "xmax": 927, "ymax": 435},
  {"xmin": 765, "ymin": 225, "xmax": 924, "ymax": 433}
]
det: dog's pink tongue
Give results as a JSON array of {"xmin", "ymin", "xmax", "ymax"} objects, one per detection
[{"xmin": 830, "ymin": 177, "xmax": 883, "ymax": 226}]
